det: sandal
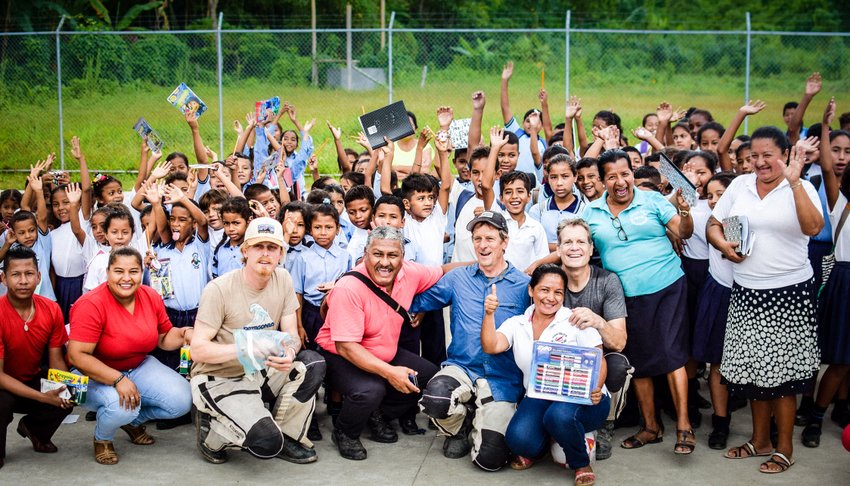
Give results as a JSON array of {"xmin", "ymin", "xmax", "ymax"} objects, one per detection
[
  {"xmin": 674, "ymin": 429, "xmax": 696, "ymax": 455},
  {"xmin": 759, "ymin": 452, "xmax": 794, "ymax": 474},
  {"xmin": 121, "ymin": 424, "xmax": 156, "ymax": 445},
  {"xmin": 620, "ymin": 427, "xmax": 662, "ymax": 449},
  {"xmin": 93, "ymin": 439, "xmax": 119, "ymax": 465},
  {"xmin": 724, "ymin": 441, "xmax": 772, "ymax": 459},
  {"xmin": 509, "ymin": 454, "xmax": 534, "ymax": 470},
  {"xmin": 575, "ymin": 470, "xmax": 596, "ymax": 486}
]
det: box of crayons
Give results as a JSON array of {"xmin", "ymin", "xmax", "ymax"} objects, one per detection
[
  {"xmin": 527, "ymin": 342, "xmax": 602, "ymax": 405},
  {"xmin": 42, "ymin": 369, "xmax": 89, "ymax": 405}
]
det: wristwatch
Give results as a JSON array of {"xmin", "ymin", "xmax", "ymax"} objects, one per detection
[{"xmin": 679, "ymin": 209, "xmax": 690, "ymax": 217}]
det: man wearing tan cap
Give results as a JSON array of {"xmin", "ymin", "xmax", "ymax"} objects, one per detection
[{"xmin": 189, "ymin": 218, "xmax": 326, "ymax": 465}]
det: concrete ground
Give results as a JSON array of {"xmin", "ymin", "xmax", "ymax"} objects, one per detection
[{"xmin": 2, "ymin": 403, "xmax": 848, "ymax": 485}]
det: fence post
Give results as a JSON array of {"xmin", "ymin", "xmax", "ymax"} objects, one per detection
[
  {"xmin": 217, "ymin": 11, "xmax": 224, "ymax": 157},
  {"xmin": 346, "ymin": 4, "xmax": 352, "ymax": 91},
  {"xmin": 565, "ymin": 10, "xmax": 571, "ymax": 103},
  {"xmin": 55, "ymin": 15, "xmax": 66, "ymax": 170},
  {"xmin": 744, "ymin": 12, "xmax": 752, "ymax": 135},
  {"xmin": 388, "ymin": 11, "xmax": 395, "ymax": 104}
]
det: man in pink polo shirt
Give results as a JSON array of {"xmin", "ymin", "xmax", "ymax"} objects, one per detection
[{"xmin": 315, "ymin": 226, "xmax": 442, "ymax": 461}]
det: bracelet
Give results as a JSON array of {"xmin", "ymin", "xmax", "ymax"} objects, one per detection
[
  {"xmin": 112, "ymin": 374, "xmax": 126, "ymax": 387},
  {"xmin": 790, "ymin": 181, "xmax": 803, "ymax": 190}
]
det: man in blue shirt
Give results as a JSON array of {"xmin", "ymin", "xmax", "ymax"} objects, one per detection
[{"xmin": 412, "ymin": 211, "xmax": 530, "ymax": 471}]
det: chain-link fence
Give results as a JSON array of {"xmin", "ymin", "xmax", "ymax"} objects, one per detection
[{"xmin": 1, "ymin": 14, "xmax": 849, "ymax": 186}]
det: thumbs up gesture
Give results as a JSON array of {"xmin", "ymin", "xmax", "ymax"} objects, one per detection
[{"xmin": 484, "ymin": 284, "xmax": 499, "ymax": 316}]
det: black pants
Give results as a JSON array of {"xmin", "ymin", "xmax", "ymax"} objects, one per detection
[
  {"xmin": 399, "ymin": 310, "xmax": 446, "ymax": 366},
  {"xmin": 0, "ymin": 378, "xmax": 73, "ymax": 458},
  {"xmin": 321, "ymin": 347, "xmax": 438, "ymax": 438},
  {"xmin": 151, "ymin": 307, "xmax": 197, "ymax": 371},
  {"xmin": 302, "ymin": 302, "xmax": 324, "ymax": 351}
]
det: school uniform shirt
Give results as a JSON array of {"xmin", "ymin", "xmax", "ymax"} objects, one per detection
[
  {"xmin": 154, "ymin": 234, "xmax": 211, "ymax": 311},
  {"xmin": 803, "ymin": 163, "xmax": 833, "ymax": 244},
  {"xmin": 347, "ymin": 227, "xmax": 370, "ymax": 265},
  {"xmin": 0, "ymin": 294, "xmax": 67, "ymax": 382},
  {"xmin": 340, "ymin": 213, "xmax": 356, "ymax": 242},
  {"xmin": 712, "ymin": 174, "xmax": 821, "ymax": 290},
  {"xmin": 403, "ymin": 237, "xmax": 420, "ymax": 262},
  {"xmin": 83, "ymin": 235, "xmax": 148, "ymax": 293},
  {"xmin": 830, "ymin": 192, "xmax": 850, "ymax": 262},
  {"xmin": 708, "ymin": 246, "xmax": 734, "ymax": 289},
  {"xmin": 284, "ymin": 242, "xmax": 306, "ymax": 274},
  {"xmin": 505, "ymin": 116, "xmax": 547, "ymax": 184},
  {"xmin": 583, "ymin": 188, "xmax": 682, "ymax": 297},
  {"xmin": 82, "ymin": 231, "xmax": 110, "ymax": 269},
  {"xmin": 210, "ymin": 240, "xmax": 243, "ymax": 279},
  {"xmin": 682, "ymin": 198, "xmax": 711, "ymax": 260},
  {"xmin": 209, "ymin": 227, "xmax": 224, "ymax": 251},
  {"xmin": 50, "ymin": 218, "xmax": 87, "ymax": 277},
  {"xmin": 289, "ymin": 133, "xmax": 314, "ymax": 199},
  {"xmin": 497, "ymin": 305, "xmax": 604, "ymax": 393},
  {"xmin": 528, "ymin": 195, "xmax": 587, "ymax": 245},
  {"xmin": 445, "ymin": 179, "xmax": 474, "ymax": 263},
  {"xmin": 501, "ymin": 210, "xmax": 549, "ymax": 273},
  {"xmin": 289, "ymin": 242, "xmax": 351, "ymax": 307},
  {"xmin": 404, "ymin": 207, "xmax": 447, "ymax": 267},
  {"xmin": 14, "ymin": 230, "xmax": 55, "ymax": 301},
  {"xmin": 451, "ymin": 195, "xmax": 495, "ymax": 263}
]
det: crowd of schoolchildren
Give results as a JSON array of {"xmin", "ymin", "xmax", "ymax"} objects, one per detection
[{"xmin": 2, "ymin": 63, "xmax": 850, "ymax": 483}]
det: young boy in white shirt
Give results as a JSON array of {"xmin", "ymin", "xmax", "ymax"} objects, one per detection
[{"xmin": 499, "ymin": 170, "xmax": 549, "ymax": 273}]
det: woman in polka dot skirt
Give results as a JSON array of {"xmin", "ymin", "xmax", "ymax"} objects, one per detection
[{"xmin": 706, "ymin": 126, "xmax": 824, "ymax": 475}]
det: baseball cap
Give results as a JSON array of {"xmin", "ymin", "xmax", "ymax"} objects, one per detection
[
  {"xmin": 466, "ymin": 210, "xmax": 509, "ymax": 233},
  {"xmin": 242, "ymin": 217, "xmax": 285, "ymax": 248}
]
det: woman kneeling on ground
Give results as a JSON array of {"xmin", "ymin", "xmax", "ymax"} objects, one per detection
[
  {"xmin": 481, "ymin": 264, "xmax": 608, "ymax": 486},
  {"xmin": 68, "ymin": 247, "xmax": 192, "ymax": 465}
]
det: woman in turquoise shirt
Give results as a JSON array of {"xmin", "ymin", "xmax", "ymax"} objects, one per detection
[{"xmin": 583, "ymin": 149, "xmax": 696, "ymax": 455}]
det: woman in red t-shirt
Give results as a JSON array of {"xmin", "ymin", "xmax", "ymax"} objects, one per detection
[{"xmin": 68, "ymin": 247, "xmax": 192, "ymax": 465}]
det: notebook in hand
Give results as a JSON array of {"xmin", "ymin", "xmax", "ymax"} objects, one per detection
[
  {"xmin": 359, "ymin": 101, "xmax": 415, "ymax": 149},
  {"xmin": 658, "ymin": 153, "xmax": 697, "ymax": 206},
  {"xmin": 722, "ymin": 215, "xmax": 755, "ymax": 256},
  {"xmin": 256, "ymin": 96, "xmax": 280, "ymax": 122},
  {"xmin": 167, "ymin": 83, "xmax": 208, "ymax": 117},
  {"xmin": 449, "ymin": 118, "xmax": 471, "ymax": 149},
  {"xmin": 133, "ymin": 117, "xmax": 164, "ymax": 152}
]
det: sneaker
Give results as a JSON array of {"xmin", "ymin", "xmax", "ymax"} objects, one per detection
[
  {"xmin": 595, "ymin": 420, "xmax": 614, "ymax": 460},
  {"xmin": 85, "ymin": 411, "xmax": 97, "ymax": 422},
  {"xmin": 399, "ymin": 416, "xmax": 425, "ymax": 436},
  {"xmin": 195, "ymin": 409, "xmax": 228, "ymax": 464},
  {"xmin": 277, "ymin": 434, "xmax": 318, "ymax": 464},
  {"xmin": 442, "ymin": 432, "xmax": 471, "ymax": 459},
  {"xmin": 801, "ymin": 421, "xmax": 822, "ymax": 448},
  {"xmin": 332, "ymin": 428, "xmax": 367, "ymax": 461},
  {"xmin": 367, "ymin": 411, "xmax": 398, "ymax": 443}
]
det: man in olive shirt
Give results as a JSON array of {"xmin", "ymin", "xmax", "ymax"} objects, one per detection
[{"xmin": 190, "ymin": 218, "xmax": 326, "ymax": 464}]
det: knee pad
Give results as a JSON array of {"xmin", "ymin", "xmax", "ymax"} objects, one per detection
[
  {"xmin": 473, "ymin": 429, "xmax": 510, "ymax": 472},
  {"xmin": 419, "ymin": 375, "xmax": 461, "ymax": 419},
  {"xmin": 293, "ymin": 351, "xmax": 326, "ymax": 402},
  {"xmin": 244, "ymin": 417, "xmax": 283, "ymax": 458}
]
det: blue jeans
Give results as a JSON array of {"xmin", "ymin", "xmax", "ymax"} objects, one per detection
[
  {"xmin": 81, "ymin": 356, "xmax": 192, "ymax": 441},
  {"xmin": 505, "ymin": 395, "xmax": 610, "ymax": 470}
]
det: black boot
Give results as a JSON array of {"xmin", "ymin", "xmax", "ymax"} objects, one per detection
[
  {"xmin": 708, "ymin": 414, "xmax": 730, "ymax": 450},
  {"xmin": 367, "ymin": 411, "xmax": 398, "ymax": 443},
  {"xmin": 307, "ymin": 417, "xmax": 323, "ymax": 441},
  {"xmin": 328, "ymin": 400, "xmax": 342, "ymax": 427},
  {"xmin": 687, "ymin": 379, "xmax": 702, "ymax": 428}
]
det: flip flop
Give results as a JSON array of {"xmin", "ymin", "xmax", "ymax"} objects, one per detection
[
  {"xmin": 621, "ymin": 427, "xmax": 663, "ymax": 449},
  {"xmin": 575, "ymin": 471, "xmax": 596, "ymax": 486}
]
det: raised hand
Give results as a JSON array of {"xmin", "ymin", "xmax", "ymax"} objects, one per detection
[
  {"xmin": 71, "ymin": 136, "xmax": 83, "ymax": 160},
  {"xmin": 327, "ymin": 120, "xmax": 342, "ymax": 139},
  {"xmin": 805, "ymin": 72, "xmax": 822, "ymax": 97},
  {"xmin": 303, "ymin": 118, "xmax": 316, "ymax": 133},
  {"xmin": 739, "ymin": 99, "xmax": 766, "ymax": 116},
  {"xmin": 538, "ymin": 89, "xmax": 548, "ymax": 104},
  {"xmin": 66, "ymin": 182, "xmax": 82, "ymax": 205},
  {"xmin": 233, "ymin": 119, "xmax": 243, "ymax": 135},
  {"xmin": 27, "ymin": 174, "xmax": 43, "ymax": 192},
  {"xmin": 437, "ymin": 106, "xmax": 454, "ymax": 129},
  {"xmin": 145, "ymin": 181, "xmax": 163, "ymax": 205},
  {"xmin": 29, "ymin": 160, "xmax": 47, "ymax": 180},
  {"xmin": 163, "ymin": 184, "xmax": 187, "ymax": 205},
  {"xmin": 356, "ymin": 132, "xmax": 371, "ymax": 150},
  {"xmin": 501, "ymin": 61, "xmax": 514, "ymax": 81},
  {"xmin": 632, "ymin": 127, "xmax": 652, "ymax": 141},
  {"xmin": 656, "ymin": 102, "xmax": 673, "ymax": 122},
  {"xmin": 286, "ymin": 102, "xmax": 298, "ymax": 123},
  {"xmin": 150, "ymin": 160, "xmax": 172, "ymax": 181},
  {"xmin": 797, "ymin": 135, "xmax": 820, "ymax": 155},
  {"xmin": 248, "ymin": 200, "xmax": 269, "ymax": 218},
  {"xmin": 484, "ymin": 284, "xmax": 499, "ymax": 315},
  {"xmin": 566, "ymin": 96, "xmax": 582, "ymax": 119},
  {"xmin": 205, "ymin": 145, "xmax": 218, "ymax": 162},
  {"xmin": 785, "ymin": 145, "xmax": 805, "ymax": 185},
  {"xmin": 471, "ymin": 90, "xmax": 486, "ymax": 111},
  {"xmin": 245, "ymin": 112, "xmax": 257, "ymax": 127},
  {"xmin": 185, "ymin": 111, "xmax": 200, "ymax": 129},
  {"xmin": 527, "ymin": 111, "xmax": 541, "ymax": 134},
  {"xmin": 417, "ymin": 127, "xmax": 435, "ymax": 149},
  {"xmin": 489, "ymin": 126, "xmax": 508, "ymax": 149},
  {"xmin": 434, "ymin": 131, "xmax": 451, "ymax": 153},
  {"xmin": 380, "ymin": 136, "xmax": 395, "ymax": 156},
  {"xmin": 670, "ymin": 108, "xmax": 687, "ymax": 123},
  {"xmin": 308, "ymin": 154, "xmax": 319, "ymax": 171},
  {"xmin": 823, "ymin": 97, "xmax": 836, "ymax": 125}
]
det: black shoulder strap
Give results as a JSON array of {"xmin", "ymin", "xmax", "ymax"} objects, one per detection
[{"xmin": 342, "ymin": 271, "xmax": 411, "ymax": 327}]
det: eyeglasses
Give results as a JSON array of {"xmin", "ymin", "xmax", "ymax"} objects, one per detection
[{"xmin": 610, "ymin": 216, "xmax": 628, "ymax": 241}]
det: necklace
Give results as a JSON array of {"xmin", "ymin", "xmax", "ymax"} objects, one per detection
[{"xmin": 21, "ymin": 303, "xmax": 35, "ymax": 332}]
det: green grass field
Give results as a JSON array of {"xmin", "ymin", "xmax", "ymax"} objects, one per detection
[{"xmin": 0, "ymin": 70, "xmax": 846, "ymax": 189}]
